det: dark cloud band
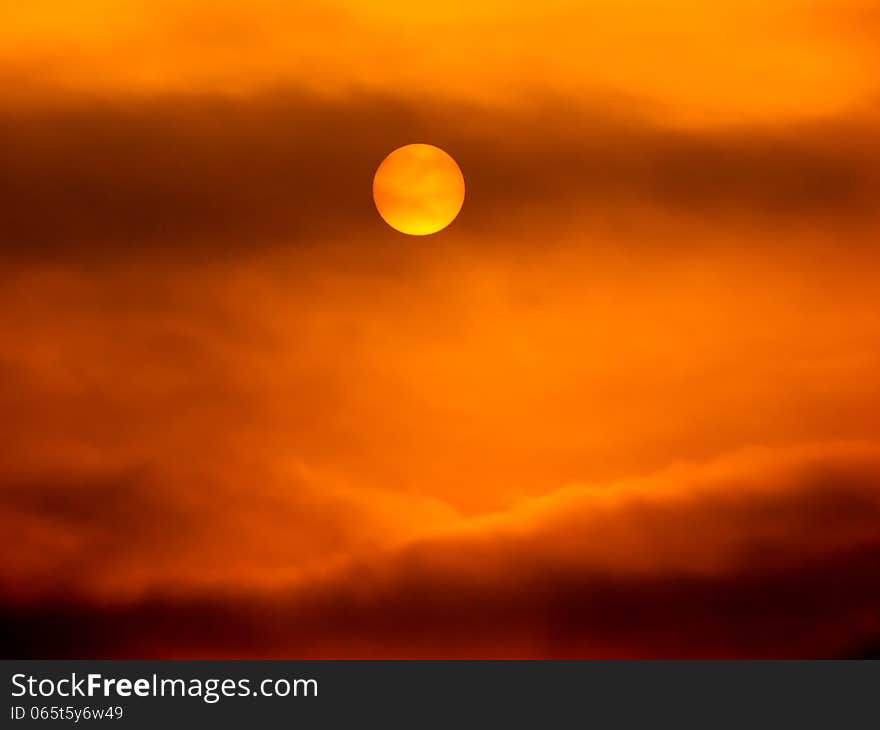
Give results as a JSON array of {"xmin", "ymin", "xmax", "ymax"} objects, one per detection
[{"xmin": 1, "ymin": 92, "xmax": 878, "ymax": 261}]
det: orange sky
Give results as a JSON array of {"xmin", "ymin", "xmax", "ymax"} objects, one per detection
[{"xmin": 2, "ymin": 0, "xmax": 880, "ymax": 657}]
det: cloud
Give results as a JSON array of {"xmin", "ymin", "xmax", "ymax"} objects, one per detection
[
  {"xmin": 1, "ymin": 91, "xmax": 879, "ymax": 263},
  {"xmin": 3, "ymin": 0, "xmax": 879, "ymax": 663},
  {"xmin": 4, "ymin": 445, "xmax": 880, "ymax": 657},
  {"xmin": 0, "ymin": 459, "xmax": 458, "ymax": 603}
]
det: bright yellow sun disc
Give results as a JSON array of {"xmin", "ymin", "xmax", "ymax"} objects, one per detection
[{"xmin": 372, "ymin": 144, "xmax": 465, "ymax": 235}]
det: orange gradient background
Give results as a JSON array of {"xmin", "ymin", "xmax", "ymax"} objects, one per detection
[{"xmin": 2, "ymin": 0, "xmax": 880, "ymax": 658}]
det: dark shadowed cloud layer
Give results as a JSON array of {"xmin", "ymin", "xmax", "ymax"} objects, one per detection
[
  {"xmin": 4, "ymin": 447, "xmax": 880, "ymax": 658},
  {"xmin": 2, "ymin": 92, "xmax": 879, "ymax": 262}
]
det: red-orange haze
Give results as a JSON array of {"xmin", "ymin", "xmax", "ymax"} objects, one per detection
[{"xmin": 2, "ymin": 0, "xmax": 880, "ymax": 657}]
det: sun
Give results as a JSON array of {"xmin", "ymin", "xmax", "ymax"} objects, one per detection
[{"xmin": 372, "ymin": 144, "xmax": 465, "ymax": 235}]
